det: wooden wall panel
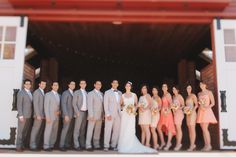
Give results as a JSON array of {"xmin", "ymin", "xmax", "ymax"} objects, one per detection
[{"xmin": 23, "ymin": 62, "xmax": 35, "ymax": 89}]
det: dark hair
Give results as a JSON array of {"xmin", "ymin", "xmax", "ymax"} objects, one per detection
[
  {"xmin": 152, "ymin": 86, "xmax": 159, "ymax": 91},
  {"xmin": 125, "ymin": 81, "xmax": 133, "ymax": 86},
  {"xmin": 140, "ymin": 84, "xmax": 149, "ymax": 94},
  {"xmin": 173, "ymin": 85, "xmax": 180, "ymax": 91},
  {"xmin": 94, "ymin": 80, "xmax": 102, "ymax": 84},
  {"xmin": 23, "ymin": 79, "xmax": 32, "ymax": 84},
  {"xmin": 68, "ymin": 80, "xmax": 75, "ymax": 84},
  {"xmin": 162, "ymin": 82, "xmax": 168, "ymax": 87},
  {"xmin": 111, "ymin": 79, "xmax": 118, "ymax": 83},
  {"xmin": 51, "ymin": 81, "xmax": 59, "ymax": 86},
  {"xmin": 79, "ymin": 79, "xmax": 86, "ymax": 83},
  {"xmin": 200, "ymin": 80, "xmax": 207, "ymax": 85},
  {"xmin": 39, "ymin": 80, "xmax": 47, "ymax": 84}
]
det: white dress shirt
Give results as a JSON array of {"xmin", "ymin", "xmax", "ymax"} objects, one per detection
[
  {"xmin": 52, "ymin": 90, "xmax": 60, "ymax": 103},
  {"xmin": 25, "ymin": 88, "xmax": 32, "ymax": 100},
  {"xmin": 69, "ymin": 89, "xmax": 73, "ymax": 96},
  {"xmin": 112, "ymin": 88, "xmax": 119, "ymax": 103},
  {"xmin": 39, "ymin": 88, "xmax": 44, "ymax": 95},
  {"xmin": 95, "ymin": 89, "xmax": 103, "ymax": 100},
  {"xmin": 80, "ymin": 89, "xmax": 87, "ymax": 111}
]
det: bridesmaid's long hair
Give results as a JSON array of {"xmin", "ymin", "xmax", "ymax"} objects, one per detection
[
  {"xmin": 140, "ymin": 84, "xmax": 149, "ymax": 96},
  {"xmin": 172, "ymin": 85, "xmax": 181, "ymax": 93},
  {"xmin": 152, "ymin": 86, "xmax": 160, "ymax": 97}
]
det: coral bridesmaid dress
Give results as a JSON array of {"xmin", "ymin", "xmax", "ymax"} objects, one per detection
[{"xmin": 158, "ymin": 94, "xmax": 176, "ymax": 135}]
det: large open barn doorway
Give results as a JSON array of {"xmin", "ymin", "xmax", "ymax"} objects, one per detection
[{"xmin": 25, "ymin": 22, "xmax": 219, "ymax": 150}]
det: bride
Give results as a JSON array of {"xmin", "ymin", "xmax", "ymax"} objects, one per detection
[{"xmin": 117, "ymin": 81, "xmax": 158, "ymax": 153}]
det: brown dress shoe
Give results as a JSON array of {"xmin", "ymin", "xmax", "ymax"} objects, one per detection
[{"xmin": 16, "ymin": 148, "xmax": 24, "ymax": 152}]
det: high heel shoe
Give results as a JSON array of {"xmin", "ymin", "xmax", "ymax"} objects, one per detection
[
  {"xmin": 154, "ymin": 144, "xmax": 160, "ymax": 150},
  {"xmin": 203, "ymin": 145, "xmax": 212, "ymax": 151},
  {"xmin": 164, "ymin": 143, "xmax": 172, "ymax": 151},
  {"xmin": 159, "ymin": 143, "xmax": 166, "ymax": 150},
  {"xmin": 174, "ymin": 144, "xmax": 182, "ymax": 151},
  {"xmin": 187, "ymin": 144, "xmax": 196, "ymax": 151}
]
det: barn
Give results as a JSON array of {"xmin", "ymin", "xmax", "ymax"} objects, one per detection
[{"xmin": 0, "ymin": 0, "xmax": 236, "ymax": 150}]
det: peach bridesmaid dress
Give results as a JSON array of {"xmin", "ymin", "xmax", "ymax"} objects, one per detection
[
  {"xmin": 158, "ymin": 94, "xmax": 176, "ymax": 135},
  {"xmin": 197, "ymin": 93, "xmax": 217, "ymax": 124},
  {"xmin": 150, "ymin": 98, "xmax": 160, "ymax": 128},
  {"xmin": 173, "ymin": 96, "xmax": 184, "ymax": 125},
  {"xmin": 138, "ymin": 95, "xmax": 152, "ymax": 125},
  {"xmin": 186, "ymin": 97, "xmax": 197, "ymax": 126}
]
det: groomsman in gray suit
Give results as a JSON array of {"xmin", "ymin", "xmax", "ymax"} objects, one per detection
[
  {"xmin": 73, "ymin": 79, "xmax": 88, "ymax": 151},
  {"xmin": 43, "ymin": 82, "xmax": 61, "ymax": 151},
  {"xmin": 59, "ymin": 81, "xmax": 76, "ymax": 151},
  {"xmin": 16, "ymin": 79, "xmax": 33, "ymax": 152},
  {"xmin": 103, "ymin": 79, "xmax": 122, "ymax": 151},
  {"xmin": 30, "ymin": 80, "xmax": 46, "ymax": 150},
  {"xmin": 86, "ymin": 81, "xmax": 104, "ymax": 151}
]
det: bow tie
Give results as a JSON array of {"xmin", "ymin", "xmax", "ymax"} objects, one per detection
[{"xmin": 113, "ymin": 90, "xmax": 118, "ymax": 92}]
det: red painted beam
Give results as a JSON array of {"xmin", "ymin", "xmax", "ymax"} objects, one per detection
[
  {"xmin": 0, "ymin": 9, "xmax": 235, "ymax": 18},
  {"xmin": 6, "ymin": 0, "xmax": 230, "ymax": 11},
  {"xmin": 28, "ymin": 15, "xmax": 212, "ymax": 23}
]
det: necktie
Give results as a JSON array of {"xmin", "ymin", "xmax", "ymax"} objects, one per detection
[{"xmin": 28, "ymin": 91, "xmax": 32, "ymax": 100}]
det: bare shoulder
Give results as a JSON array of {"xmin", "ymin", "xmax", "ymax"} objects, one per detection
[
  {"xmin": 191, "ymin": 93, "xmax": 197, "ymax": 99},
  {"xmin": 166, "ymin": 93, "xmax": 172, "ymax": 98},
  {"xmin": 207, "ymin": 90, "xmax": 214, "ymax": 96},
  {"xmin": 132, "ymin": 92, "xmax": 138, "ymax": 98}
]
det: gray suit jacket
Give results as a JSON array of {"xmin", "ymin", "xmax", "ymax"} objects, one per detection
[
  {"xmin": 87, "ymin": 89, "xmax": 104, "ymax": 120},
  {"xmin": 44, "ymin": 91, "xmax": 60, "ymax": 121},
  {"xmin": 17, "ymin": 89, "xmax": 33, "ymax": 118},
  {"xmin": 33, "ymin": 88, "xmax": 45, "ymax": 118},
  {"xmin": 104, "ymin": 89, "xmax": 122, "ymax": 117},
  {"xmin": 73, "ymin": 89, "xmax": 87, "ymax": 116},
  {"xmin": 61, "ymin": 89, "xmax": 74, "ymax": 118}
]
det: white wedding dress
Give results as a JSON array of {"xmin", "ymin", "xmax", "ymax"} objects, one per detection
[{"xmin": 117, "ymin": 93, "xmax": 158, "ymax": 153}]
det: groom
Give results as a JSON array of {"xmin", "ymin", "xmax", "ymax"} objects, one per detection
[{"xmin": 103, "ymin": 79, "xmax": 122, "ymax": 151}]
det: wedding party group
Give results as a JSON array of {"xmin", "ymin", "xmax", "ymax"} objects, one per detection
[{"xmin": 15, "ymin": 78, "xmax": 217, "ymax": 153}]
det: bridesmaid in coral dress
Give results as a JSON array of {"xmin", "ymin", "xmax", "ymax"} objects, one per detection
[
  {"xmin": 172, "ymin": 85, "xmax": 185, "ymax": 151},
  {"xmin": 185, "ymin": 84, "xmax": 198, "ymax": 151},
  {"xmin": 197, "ymin": 81, "xmax": 217, "ymax": 151},
  {"xmin": 157, "ymin": 84, "xmax": 176, "ymax": 150}
]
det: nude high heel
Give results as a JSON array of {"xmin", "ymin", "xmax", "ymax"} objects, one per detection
[
  {"xmin": 187, "ymin": 144, "xmax": 196, "ymax": 151},
  {"xmin": 159, "ymin": 143, "xmax": 166, "ymax": 150},
  {"xmin": 203, "ymin": 145, "xmax": 212, "ymax": 151},
  {"xmin": 174, "ymin": 144, "xmax": 182, "ymax": 151},
  {"xmin": 164, "ymin": 143, "xmax": 172, "ymax": 151},
  {"xmin": 154, "ymin": 144, "xmax": 160, "ymax": 150}
]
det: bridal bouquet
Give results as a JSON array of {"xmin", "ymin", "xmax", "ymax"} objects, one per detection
[
  {"xmin": 183, "ymin": 106, "xmax": 192, "ymax": 115},
  {"xmin": 199, "ymin": 99, "xmax": 206, "ymax": 108},
  {"xmin": 163, "ymin": 108, "xmax": 170, "ymax": 116},
  {"xmin": 126, "ymin": 104, "xmax": 137, "ymax": 116},
  {"xmin": 151, "ymin": 107, "xmax": 159, "ymax": 116},
  {"xmin": 138, "ymin": 100, "xmax": 146, "ymax": 114},
  {"xmin": 171, "ymin": 103, "xmax": 179, "ymax": 112}
]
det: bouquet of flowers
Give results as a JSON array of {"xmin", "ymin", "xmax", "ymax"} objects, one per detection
[
  {"xmin": 183, "ymin": 106, "xmax": 192, "ymax": 115},
  {"xmin": 163, "ymin": 108, "xmax": 170, "ymax": 116},
  {"xmin": 151, "ymin": 107, "xmax": 159, "ymax": 116},
  {"xmin": 138, "ymin": 100, "xmax": 146, "ymax": 114},
  {"xmin": 126, "ymin": 104, "xmax": 137, "ymax": 116},
  {"xmin": 199, "ymin": 99, "xmax": 206, "ymax": 108},
  {"xmin": 171, "ymin": 103, "xmax": 179, "ymax": 112}
]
